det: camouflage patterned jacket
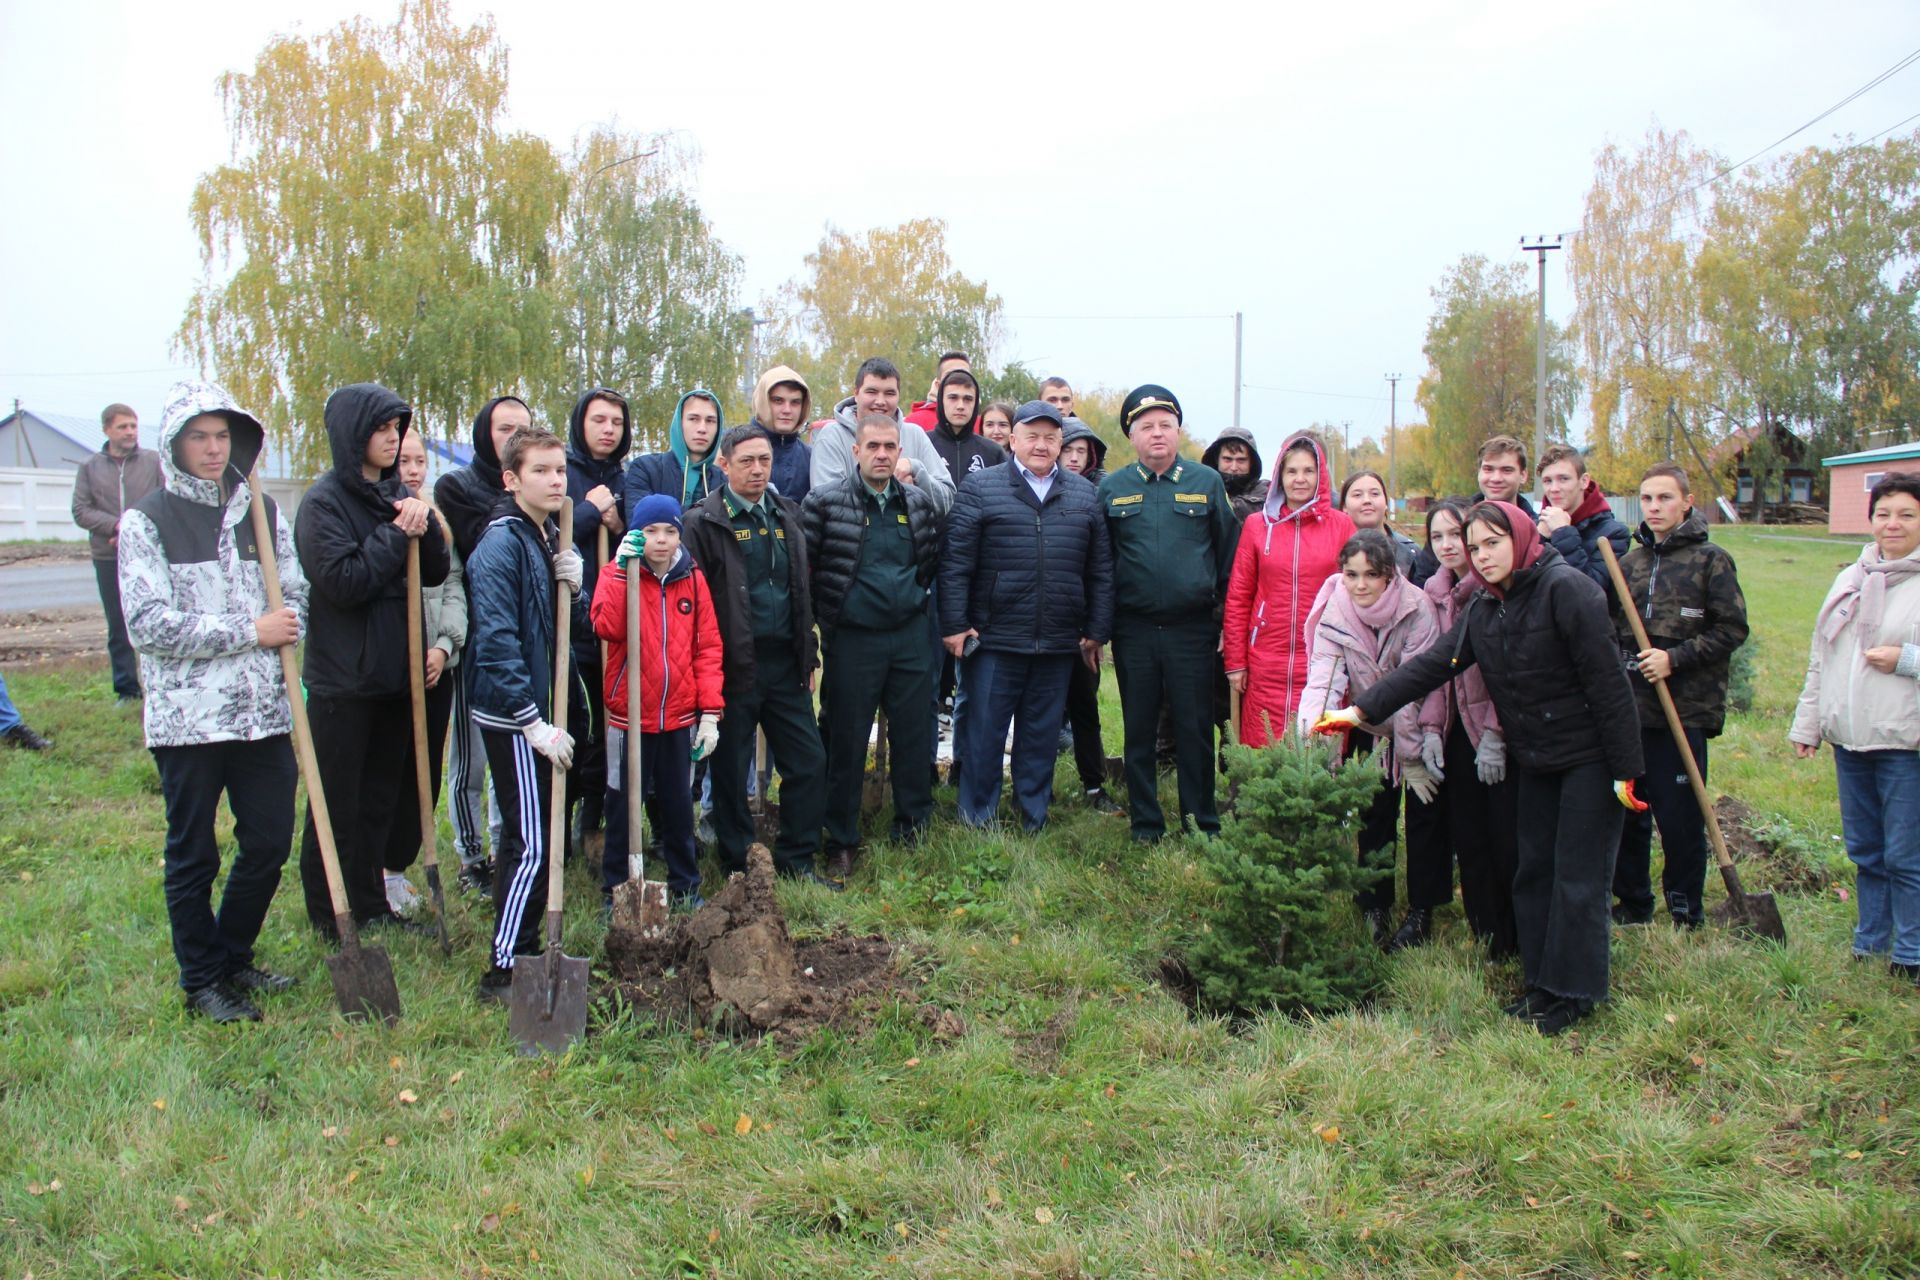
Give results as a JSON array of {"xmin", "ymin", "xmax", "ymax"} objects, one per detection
[{"xmin": 1610, "ymin": 510, "xmax": 1748, "ymax": 737}]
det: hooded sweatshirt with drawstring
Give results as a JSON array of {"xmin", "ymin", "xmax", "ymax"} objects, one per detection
[
  {"xmin": 1221, "ymin": 430, "xmax": 1356, "ymax": 746},
  {"xmin": 811, "ymin": 393, "xmax": 956, "ymax": 516},
  {"xmin": 565, "ymin": 388, "xmax": 633, "ymax": 627},
  {"xmin": 295, "ymin": 384, "xmax": 450, "ymax": 701},
  {"xmin": 118, "ymin": 380, "xmax": 309, "ymax": 749},
  {"xmin": 436, "ymin": 396, "xmax": 526, "ymax": 562},
  {"xmin": 926, "ymin": 368, "xmax": 1004, "ymax": 483},
  {"xmin": 749, "ymin": 365, "xmax": 815, "ymax": 503},
  {"xmin": 1060, "ymin": 418, "xmax": 1107, "ymax": 486},
  {"xmin": 624, "ymin": 390, "xmax": 723, "ymax": 516},
  {"xmin": 1202, "ymin": 425, "xmax": 1269, "ymax": 524}
]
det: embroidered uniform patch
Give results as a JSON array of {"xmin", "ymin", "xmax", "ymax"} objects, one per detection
[
  {"xmin": 1174, "ymin": 493, "xmax": 1208, "ymax": 504},
  {"xmin": 1109, "ymin": 494, "xmax": 1144, "ymax": 507}
]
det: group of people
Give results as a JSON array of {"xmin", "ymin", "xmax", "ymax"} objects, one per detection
[{"xmin": 65, "ymin": 354, "xmax": 1920, "ymax": 1034}]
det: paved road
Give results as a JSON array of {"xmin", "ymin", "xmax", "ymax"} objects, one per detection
[{"xmin": 0, "ymin": 561, "xmax": 98, "ymax": 610}]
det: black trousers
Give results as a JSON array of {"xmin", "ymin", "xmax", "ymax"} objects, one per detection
[
  {"xmin": 710, "ymin": 641, "xmax": 826, "ymax": 875},
  {"xmin": 380, "ymin": 673, "xmax": 453, "ymax": 874},
  {"xmin": 1065, "ymin": 654, "xmax": 1107, "ymax": 792},
  {"xmin": 821, "ymin": 623, "xmax": 935, "ymax": 849},
  {"xmin": 152, "ymin": 737, "xmax": 297, "ymax": 991},
  {"xmin": 1440, "ymin": 720, "xmax": 1519, "ymax": 957},
  {"xmin": 601, "ymin": 726, "xmax": 698, "ymax": 898},
  {"xmin": 1348, "ymin": 735, "xmax": 1400, "ymax": 914},
  {"xmin": 1614, "ymin": 727, "xmax": 1710, "ymax": 923},
  {"xmin": 95, "ymin": 557, "xmax": 140, "ymax": 698},
  {"xmin": 1513, "ymin": 760, "xmax": 1622, "ymax": 1005},
  {"xmin": 568, "ymin": 650, "xmax": 607, "ymax": 832},
  {"xmin": 1113, "ymin": 617, "xmax": 1220, "ymax": 839},
  {"xmin": 300, "ymin": 694, "xmax": 412, "ymax": 929},
  {"xmin": 481, "ymin": 727, "xmax": 554, "ymax": 969}
]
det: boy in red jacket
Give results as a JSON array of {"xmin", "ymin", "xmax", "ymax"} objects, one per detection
[{"xmin": 592, "ymin": 493, "xmax": 723, "ymax": 909}]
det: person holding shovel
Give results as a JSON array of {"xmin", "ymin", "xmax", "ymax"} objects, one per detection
[
  {"xmin": 118, "ymin": 380, "xmax": 308, "ymax": 1023},
  {"xmin": 1791, "ymin": 470, "xmax": 1920, "ymax": 983},
  {"xmin": 1610, "ymin": 464, "xmax": 1749, "ymax": 929},
  {"xmin": 294, "ymin": 384, "xmax": 449, "ymax": 943},
  {"xmin": 591, "ymin": 493, "xmax": 722, "ymax": 911},
  {"xmin": 1317, "ymin": 501, "xmax": 1644, "ymax": 1036},
  {"xmin": 467, "ymin": 428, "xmax": 585, "ymax": 1003},
  {"xmin": 565, "ymin": 387, "xmax": 632, "ymax": 858}
]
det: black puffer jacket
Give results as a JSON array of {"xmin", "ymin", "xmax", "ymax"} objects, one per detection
[
  {"xmin": 1411, "ymin": 490, "xmax": 1537, "ymax": 586},
  {"xmin": 939, "ymin": 461, "xmax": 1113, "ymax": 653},
  {"xmin": 681, "ymin": 487, "xmax": 818, "ymax": 698},
  {"xmin": 802, "ymin": 471, "xmax": 942, "ymax": 637},
  {"xmin": 295, "ymin": 383, "xmax": 450, "ymax": 700},
  {"xmin": 1612, "ymin": 510, "xmax": 1749, "ymax": 736},
  {"xmin": 926, "ymin": 369, "xmax": 1005, "ymax": 487},
  {"xmin": 565, "ymin": 389, "xmax": 632, "ymax": 663},
  {"xmin": 435, "ymin": 396, "xmax": 524, "ymax": 561},
  {"xmin": 1356, "ymin": 543, "xmax": 1642, "ymax": 779}
]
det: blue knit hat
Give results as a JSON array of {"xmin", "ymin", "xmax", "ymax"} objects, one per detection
[{"xmin": 630, "ymin": 493, "xmax": 684, "ymax": 532}]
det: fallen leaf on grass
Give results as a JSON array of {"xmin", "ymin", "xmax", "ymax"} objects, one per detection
[
  {"xmin": 173, "ymin": 1196, "xmax": 189, "ymax": 1211},
  {"xmin": 398, "ymin": 1090, "xmax": 418, "ymax": 1105},
  {"xmin": 321, "ymin": 1126, "xmax": 339, "ymax": 1139},
  {"xmin": 1317, "ymin": 1125, "xmax": 1341, "ymax": 1144},
  {"xmin": 1010, "ymin": 934, "xmax": 1021, "ymax": 946},
  {"xmin": 696, "ymin": 1122, "xmax": 718, "ymax": 1136},
  {"xmin": 1524, "ymin": 1196, "xmax": 1540, "ymax": 1208},
  {"xmin": 1034, "ymin": 1206, "xmax": 1055, "ymax": 1224},
  {"xmin": 734, "ymin": 1114, "xmax": 753, "ymax": 1136},
  {"xmin": 580, "ymin": 1167, "xmax": 594, "ymax": 1187},
  {"xmin": 1622, "ymin": 1251, "xmax": 1642, "ymax": 1262},
  {"xmin": 447, "ymin": 1071, "xmax": 464, "ymax": 1085},
  {"xmin": 389, "ymin": 1056, "xmax": 403, "ymax": 1071},
  {"xmin": 479, "ymin": 1213, "xmax": 501, "ymax": 1234},
  {"xmin": 1845, "ymin": 1150, "xmax": 1864, "ymax": 1160},
  {"xmin": 1104, "ymin": 1084, "xmax": 1116, "ymax": 1099},
  {"xmin": 1663, "ymin": 1014, "xmax": 1678, "ymax": 1025},
  {"xmin": 894, "ymin": 1222, "xmax": 910, "ymax": 1238},
  {"xmin": 153, "ymin": 1099, "xmax": 167, "ymax": 1112},
  {"xmin": 1689, "ymin": 1055, "xmax": 1706, "ymax": 1068},
  {"xmin": 904, "ymin": 1058, "xmax": 921, "ymax": 1069},
  {"xmin": 985, "ymin": 1186, "xmax": 1003, "ymax": 1207},
  {"xmin": 26, "ymin": 1183, "xmax": 44, "ymax": 1196},
  {"xmin": 707, "ymin": 1228, "xmax": 720, "ymax": 1244},
  {"xmin": 383, "ymin": 1136, "xmax": 399, "ymax": 1148}
]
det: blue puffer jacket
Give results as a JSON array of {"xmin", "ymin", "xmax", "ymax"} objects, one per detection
[
  {"xmin": 464, "ymin": 498, "xmax": 584, "ymax": 731},
  {"xmin": 938, "ymin": 460, "xmax": 1113, "ymax": 654},
  {"xmin": 624, "ymin": 389, "xmax": 722, "ymax": 519},
  {"xmin": 566, "ymin": 389, "xmax": 631, "ymax": 664},
  {"xmin": 1546, "ymin": 504, "xmax": 1632, "ymax": 592}
]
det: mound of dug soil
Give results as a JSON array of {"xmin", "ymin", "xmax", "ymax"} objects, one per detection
[
  {"xmin": 604, "ymin": 844, "xmax": 937, "ymax": 1044},
  {"xmin": 1714, "ymin": 795, "xmax": 1837, "ymax": 895}
]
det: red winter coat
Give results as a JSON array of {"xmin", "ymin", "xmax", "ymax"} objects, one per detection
[
  {"xmin": 1221, "ymin": 430, "xmax": 1356, "ymax": 746},
  {"xmin": 590, "ymin": 549, "xmax": 724, "ymax": 733}
]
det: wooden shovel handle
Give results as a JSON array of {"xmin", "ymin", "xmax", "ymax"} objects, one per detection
[
  {"xmin": 546, "ymin": 503, "xmax": 574, "ymax": 948},
  {"xmin": 626, "ymin": 552, "xmax": 646, "ymax": 876},
  {"xmin": 1596, "ymin": 538, "xmax": 1744, "ymax": 885},
  {"xmin": 247, "ymin": 470, "xmax": 355, "ymax": 932},
  {"xmin": 597, "ymin": 526, "xmax": 610, "ymax": 676},
  {"xmin": 404, "ymin": 541, "xmax": 439, "ymax": 873}
]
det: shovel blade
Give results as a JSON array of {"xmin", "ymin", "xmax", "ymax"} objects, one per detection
[
  {"xmin": 508, "ymin": 949, "xmax": 590, "ymax": 1055},
  {"xmin": 753, "ymin": 802, "xmax": 781, "ymax": 846},
  {"xmin": 611, "ymin": 876, "xmax": 670, "ymax": 936},
  {"xmin": 324, "ymin": 943, "xmax": 402, "ymax": 1026},
  {"xmin": 421, "ymin": 863, "xmax": 452, "ymax": 956},
  {"xmin": 1734, "ymin": 891, "xmax": 1788, "ymax": 943}
]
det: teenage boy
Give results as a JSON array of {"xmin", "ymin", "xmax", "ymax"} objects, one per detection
[
  {"xmin": 294, "ymin": 383, "xmax": 449, "ymax": 941},
  {"xmin": 119, "ymin": 380, "xmax": 307, "ymax": 1023},
  {"xmin": 904, "ymin": 351, "xmax": 972, "ymax": 432},
  {"xmin": 812, "ymin": 357, "xmax": 955, "ymax": 515},
  {"xmin": 591, "ymin": 493, "xmax": 723, "ymax": 908},
  {"xmin": 1610, "ymin": 464, "xmax": 1750, "ymax": 928},
  {"xmin": 804, "ymin": 414, "xmax": 943, "ymax": 875},
  {"xmin": 565, "ymin": 388, "xmax": 631, "ymax": 850},
  {"xmin": 626, "ymin": 389, "xmax": 723, "ymax": 514},
  {"xmin": 749, "ymin": 365, "xmax": 814, "ymax": 503},
  {"xmin": 437, "ymin": 394, "xmax": 533, "ymax": 891},
  {"xmin": 683, "ymin": 424, "xmax": 836, "ymax": 885},
  {"xmin": 72, "ymin": 401, "xmax": 162, "ymax": 703},
  {"xmin": 1537, "ymin": 442, "xmax": 1631, "ymax": 590},
  {"xmin": 466, "ymin": 428, "xmax": 585, "ymax": 1001},
  {"xmin": 1413, "ymin": 434, "xmax": 1537, "ymax": 582}
]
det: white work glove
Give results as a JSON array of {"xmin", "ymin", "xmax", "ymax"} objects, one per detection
[
  {"xmin": 1475, "ymin": 732, "xmax": 1506, "ymax": 786},
  {"xmin": 1419, "ymin": 731, "xmax": 1446, "ymax": 781},
  {"xmin": 1402, "ymin": 760, "xmax": 1440, "ymax": 805},
  {"xmin": 690, "ymin": 713, "xmax": 720, "ymax": 762},
  {"xmin": 523, "ymin": 718, "xmax": 575, "ymax": 769},
  {"xmin": 552, "ymin": 548, "xmax": 584, "ymax": 594}
]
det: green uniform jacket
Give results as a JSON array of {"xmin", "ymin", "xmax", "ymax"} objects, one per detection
[{"xmin": 1097, "ymin": 459, "xmax": 1237, "ymax": 623}]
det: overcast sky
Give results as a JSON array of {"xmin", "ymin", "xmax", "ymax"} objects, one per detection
[{"xmin": 3, "ymin": 0, "xmax": 1916, "ymax": 466}]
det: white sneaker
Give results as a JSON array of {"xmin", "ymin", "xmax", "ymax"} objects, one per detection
[{"xmin": 384, "ymin": 872, "xmax": 422, "ymax": 916}]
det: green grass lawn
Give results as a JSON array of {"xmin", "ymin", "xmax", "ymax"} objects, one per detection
[{"xmin": 3, "ymin": 525, "xmax": 1916, "ymax": 1278}]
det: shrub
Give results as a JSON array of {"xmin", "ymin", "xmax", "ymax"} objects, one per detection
[
  {"xmin": 1726, "ymin": 637, "xmax": 1757, "ymax": 715},
  {"xmin": 1186, "ymin": 738, "xmax": 1390, "ymax": 1015}
]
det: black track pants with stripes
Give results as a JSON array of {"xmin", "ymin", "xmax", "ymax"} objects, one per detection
[{"xmin": 481, "ymin": 728, "xmax": 554, "ymax": 970}]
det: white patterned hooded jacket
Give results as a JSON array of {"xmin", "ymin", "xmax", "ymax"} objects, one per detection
[{"xmin": 118, "ymin": 381, "xmax": 309, "ymax": 748}]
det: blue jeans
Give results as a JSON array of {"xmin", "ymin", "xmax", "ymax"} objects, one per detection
[
  {"xmin": 957, "ymin": 649, "xmax": 1073, "ymax": 831},
  {"xmin": 1834, "ymin": 745, "xmax": 1920, "ymax": 964},
  {"xmin": 0, "ymin": 669, "xmax": 20, "ymax": 734}
]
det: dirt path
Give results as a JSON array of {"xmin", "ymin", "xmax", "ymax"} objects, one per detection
[{"xmin": 0, "ymin": 606, "xmax": 107, "ymax": 665}]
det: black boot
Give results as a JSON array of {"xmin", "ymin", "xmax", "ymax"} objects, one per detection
[
  {"xmin": 185, "ymin": 983, "xmax": 261, "ymax": 1023},
  {"xmin": 1363, "ymin": 908, "xmax": 1391, "ymax": 948},
  {"xmin": 227, "ymin": 965, "xmax": 298, "ymax": 995},
  {"xmin": 1384, "ymin": 908, "xmax": 1431, "ymax": 953}
]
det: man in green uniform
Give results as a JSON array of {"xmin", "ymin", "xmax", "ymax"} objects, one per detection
[
  {"xmin": 803, "ymin": 415, "xmax": 943, "ymax": 878},
  {"xmin": 1098, "ymin": 385, "xmax": 1236, "ymax": 843}
]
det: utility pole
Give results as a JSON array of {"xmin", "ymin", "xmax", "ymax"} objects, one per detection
[
  {"xmin": 1521, "ymin": 235, "xmax": 1563, "ymax": 484},
  {"xmin": 1342, "ymin": 420, "xmax": 1352, "ymax": 486},
  {"xmin": 1232, "ymin": 311, "xmax": 1243, "ymax": 428},
  {"xmin": 1384, "ymin": 375, "xmax": 1401, "ymax": 511},
  {"xmin": 738, "ymin": 307, "xmax": 773, "ymax": 412}
]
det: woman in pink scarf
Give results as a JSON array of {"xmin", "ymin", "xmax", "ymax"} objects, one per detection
[{"xmin": 1296, "ymin": 528, "xmax": 1442, "ymax": 945}]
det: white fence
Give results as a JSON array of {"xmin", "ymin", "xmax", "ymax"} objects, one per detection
[{"xmin": 0, "ymin": 467, "xmax": 311, "ymax": 542}]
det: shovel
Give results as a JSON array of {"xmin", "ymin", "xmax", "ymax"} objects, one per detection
[
  {"xmin": 752, "ymin": 727, "xmax": 780, "ymax": 844},
  {"xmin": 1598, "ymin": 539, "xmax": 1786, "ymax": 943},
  {"xmin": 596, "ymin": 526, "xmax": 610, "ymax": 677},
  {"xmin": 1230, "ymin": 685, "xmax": 1243, "ymax": 750},
  {"xmin": 610, "ymin": 557, "xmax": 669, "ymax": 935},
  {"xmin": 862, "ymin": 713, "xmax": 890, "ymax": 816},
  {"xmin": 248, "ymin": 470, "xmax": 401, "ymax": 1024},
  {"xmin": 404, "ymin": 538, "xmax": 452, "ymax": 956},
  {"xmin": 509, "ymin": 503, "xmax": 591, "ymax": 1054}
]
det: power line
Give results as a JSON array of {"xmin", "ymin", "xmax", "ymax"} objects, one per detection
[
  {"xmin": 1003, "ymin": 313, "xmax": 1236, "ymax": 322},
  {"xmin": 0, "ymin": 365, "xmax": 194, "ymax": 378},
  {"xmin": 1241, "ymin": 381, "xmax": 1400, "ymax": 405}
]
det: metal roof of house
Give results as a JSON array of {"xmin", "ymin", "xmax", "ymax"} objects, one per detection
[{"xmin": 1821, "ymin": 441, "xmax": 1920, "ymax": 467}]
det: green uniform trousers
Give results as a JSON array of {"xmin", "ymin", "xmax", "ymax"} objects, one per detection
[{"xmin": 1113, "ymin": 616, "xmax": 1220, "ymax": 840}]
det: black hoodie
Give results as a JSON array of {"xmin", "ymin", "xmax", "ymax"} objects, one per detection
[
  {"xmin": 295, "ymin": 382, "xmax": 450, "ymax": 699},
  {"xmin": 436, "ymin": 396, "xmax": 525, "ymax": 562},
  {"xmin": 925, "ymin": 368, "xmax": 1004, "ymax": 486},
  {"xmin": 565, "ymin": 388, "xmax": 633, "ymax": 661}
]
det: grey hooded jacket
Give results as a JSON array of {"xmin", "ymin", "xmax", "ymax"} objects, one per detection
[{"xmin": 809, "ymin": 396, "xmax": 956, "ymax": 516}]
